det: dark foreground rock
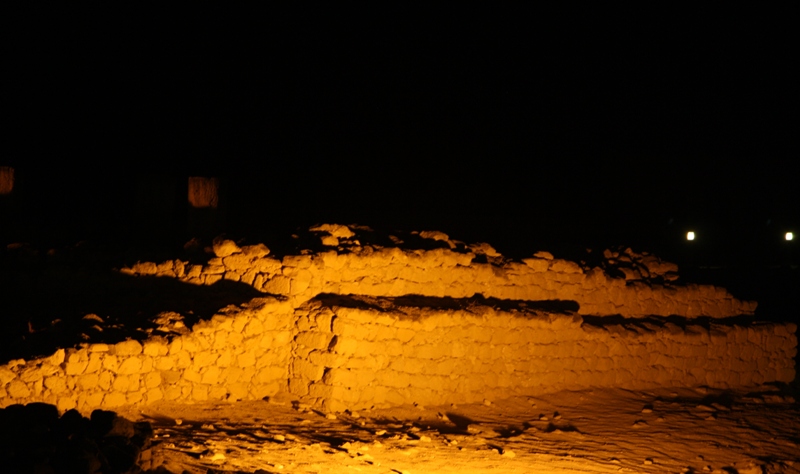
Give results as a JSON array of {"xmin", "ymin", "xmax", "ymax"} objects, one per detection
[{"xmin": 0, "ymin": 403, "xmax": 154, "ymax": 473}]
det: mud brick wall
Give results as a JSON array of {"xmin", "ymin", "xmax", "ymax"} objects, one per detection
[
  {"xmin": 0, "ymin": 296, "xmax": 795, "ymax": 415},
  {"xmin": 289, "ymin": 299, "xmax": 797, "ymax": 413},
  {"xmin": 124, "ymin": 245, "xmax": 757, "ymax": 318},
  {"xmin": 0, "ymin": 298, "xmax": 294, "ymax": 414}
]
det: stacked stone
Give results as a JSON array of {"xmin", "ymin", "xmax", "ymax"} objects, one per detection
[
  {"xmin": 599, "ymin": 247, "xmax": 680, "ymax": 283},
  {"xmin": 288, "ymin": 298, "xmax": 797, "ymax": 412},
  {"xmin": 0, "ymin": 298, "xmax": 295, "ymax": 413},
  {"xmin": 1, "ymin": 294, "xmax": 795, "ymax": 415},
  {"xmin": 287, "ymin": 301, "xmax": 338, "ymax": 407},
  {"xmin": 123, "ymin": 241, "xmax": 757, "ymax": 318},
  {"xmin": 0, "ymin": 228, "xmax": 790, "ymax": 417}
]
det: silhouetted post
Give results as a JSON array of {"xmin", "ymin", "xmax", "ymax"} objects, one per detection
[
  {"xmin": 0, "ymin": 166, "xmax": 15, "ymax": 242},
  {"xmin": 187, "ymin": 176, "xmax": 224, "ymax": 239},
  {"xmin": 0, "ymin": 166, "xmax": 13, "ymax": 195}
]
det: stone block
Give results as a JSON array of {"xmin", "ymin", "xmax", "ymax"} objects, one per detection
[
  {"xmin": 20, "ymin": 364, "xmax": 55, "ymax": 383},
  {"xmin": 0, "ymin": 367, "xmax": 17, "ymax": 385},
  {"xmin": 273, "ymin": 330, "xmax": 293, "ymax": 346},
  {"xmin": 256, "ymin": 366, "xmax": 285, "ymax": 384},
  {"xmin": 127, "ymin": 390, "xmax": 144, "ymax": 405},
  {"xmin": 144, "ymin": 371, "xmax": 162, "ymax": 389},
  {"xmin": 145, "ymin": 388, "xmax": 163, "ymax": 403},
  {"xmin": 263, "ymin": 275, "xmax": 290, "ymax": 294},
  {"xmin": 98, "ymin": 371, "xmax": 113, "ymax": 391},
  {"xmin": 7, "ymin": 380, "xmax": 30, "ymax": 398},
  {"xmin": 228, "ymin": 383, "xmax": 250, "ymax": 401},
  {"xmin": 168, "ymin": 338, "xmax": 183, "ymax": 355},
  {"xmin": 385, "ymin": 389, "xmax": 406, "ymax": 406},
  {"xmin": 288, "ymin": 378, "xmax": 309, "ymax": 397},
  {"xmin": 330, "ymin": 337, "xmax": 359, "ymax": 356},
  {"xmin": 115, "ymin": 340, "xmax": 143, "ymax": 356},
  {"xmin": 84, "ymin": 392, "xmax": 105, "ymax": 410},
  {"xmin": 57, "ymin": 395, "xmax": 78, "ymax": 412},
  {"xmin": 241, "ymin": 367, "xmax": 257, "ymax": 383},
  {"xmin": 201, "ymin": 366, "xmax": 221, "ymax": 385},
  {"xmin": 115, "ymin": 374, "xmax": 133, "ymax": 392},
  {"xmin": 209, "ymin": 385, "xmax": 228, "ymax": 400},
  {"xmin": 104, "ymin": 392, "xmax": 127, "ymax": 408},
  {"xmin": 244, "ymin": 319, "xmax": 264, "ymax": 337},
  {"xmin": 174, "ymin": 351, "xmax": 192, "ymax": 369},
  {"xmin": 224, "ymin": 271, "xmax": 241, "ymax": 282},
  {"xmin": 117, "ymin": 357, "xmax": 143, "ymax": 375},
  {"xmin": 251, "ymin": 382, "xmax": 282, "ymax": 400},
  {"xmin": 154, "ymin": 356, "xmax": 174, "ymax": 371},
  {"xmin": 217, "ymin": 350, "xmax": 232, "ymax": 367},
  {"xmin": 192, "ymin": 384, "xmax": 208, "ymax": 401},
  {"xmin": 308, "ymin": 383, "xmax": 333, "ymax": 399},
  {"xmin": 283, "ymin": 254, "xmax": 313, "ymax": 268},
  {"xmin": 183, "ymin": 368, "xmax": 202, "ymax": 383},
  {"xmin": 323, "ymin": 368, "xmax": 355, "ymax": 387},
  {"xmin": 77, "ymin": 373, "xmax": 99, "ymax": 390},
  {"xmin": 296, "ymin": 331, "xmax": 332, "ymax": 350},
  {"xmin": 44, "ymin": 376, "xmax": 67, "ymax": 394},
  {"xmin": 307, "ymin": 350, "xmax": 341, "ymax": 368},
  {"xmin": 48, "ymin": 349, "xmax": 66, "ymax": 365},
  {"xmin": 164, "ymin": 386, "xmax": 182, "ymax": 401},
  {"xmin": 192, "ymin": 350, "xmax": 219, "ymax": 369},
  {"xmin": 292, "ymin": 359, "xmax": 324, "ymax": 381},
  {"xmin": 85, "ymin": 353, "xmax": 103, "ymax": 374},
  {"xmin": 66, "ymin": 349, "xmax": 90, "ymax": 373},
  {"xmin": 237, "ymin": 352, "xmax": 256, "ymax": 368},
  {"xmin": 380, "ymin": 371, "xmax": 411, "ymax": 389},
  {"xmin": 143, "ymin": 340, "xmax": 168, "ymax": 357},
  {"xmin": 290, "ymin": 269, "xmax": 313, "ymax": 295},
  {"xmin": 160, "ymin": 370, "xmax": 182, "ymax": 385},
  {"xmin": 205, "ymin": 274, "xmax": 223, "ymax": 285}
]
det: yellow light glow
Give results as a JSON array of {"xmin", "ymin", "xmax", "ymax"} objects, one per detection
[
  {"xmin": 787, "ymin": 232, "xmax": 794, "ymax": 241},
  {"xmin": 686, "ymin": 231, "xmax": 695, "ymax": 241}
]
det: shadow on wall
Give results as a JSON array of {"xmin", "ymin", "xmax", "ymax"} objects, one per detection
[
  {"xmin": 314, "ymin": 293, "xmax": 580, "ymax": 316},
  {"xmin": 0, "ymin": 253, "xmax": 267, "ymax": 365}
]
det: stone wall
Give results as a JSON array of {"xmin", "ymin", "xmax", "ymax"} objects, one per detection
[
  {"xmin": 0, "ymin": 227, "xmax": 789, "ymax": 415},
  {"xmin": 1, "ymin": 295, "xmax": 795, "ymax": 414},
  {"xmin": 0, "ymin": 298, "xmax": 294, "ymax": 413},
  {"xmin": 292, "ymin": 297, "xmax": 796, "ymax": 412},
  {"xmin": 123, "ymin": 242, "xmax": 756, "ymax": 319}
]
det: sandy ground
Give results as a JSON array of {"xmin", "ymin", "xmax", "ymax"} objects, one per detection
[{"xmin": 115, "ymin": 385, "xmax": 799, "ymax": 474}]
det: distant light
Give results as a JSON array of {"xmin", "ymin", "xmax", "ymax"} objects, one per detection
[
  {"xmin": 787, "ymin": 232, "xmax": 794, "ymax": 241},
  {"xmin": 686, "ymin": 231, "xmax": 695, "ymax": 241}
]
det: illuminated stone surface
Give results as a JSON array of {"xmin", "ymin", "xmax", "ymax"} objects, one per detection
[
  {"xmin": 0, "ymin": 225, "xmax": 792, "ymax": 416},
  {"xmin": 119, "ymin": 227, "xmax": 755, "ymax": 318}
]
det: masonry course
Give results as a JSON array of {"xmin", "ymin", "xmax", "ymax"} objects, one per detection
[{"xmin": 0, "ymin": 225, "xmax": 793, "ymax": 414}]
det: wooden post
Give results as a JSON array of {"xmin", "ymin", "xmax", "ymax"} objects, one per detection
[
  {"xmin": 187, "ymin": 176, "xmax": 224, "ymax": 238},
  {"xmin": 0, "ymin": 166, "xmax": 13, "ymax": 195},
  {"xmin": 188, "ymin": 177, "xmax": 219, "ymax": 209}
]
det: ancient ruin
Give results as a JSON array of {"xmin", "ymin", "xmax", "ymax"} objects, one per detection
[{"xmin": 0, "ymin": 224, "xmax": 795, "ymax": 416}]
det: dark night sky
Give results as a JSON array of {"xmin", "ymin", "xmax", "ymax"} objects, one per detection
[{"xmin": 3, "ymin": 7, "xmax": 798, "ymax": 263}]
